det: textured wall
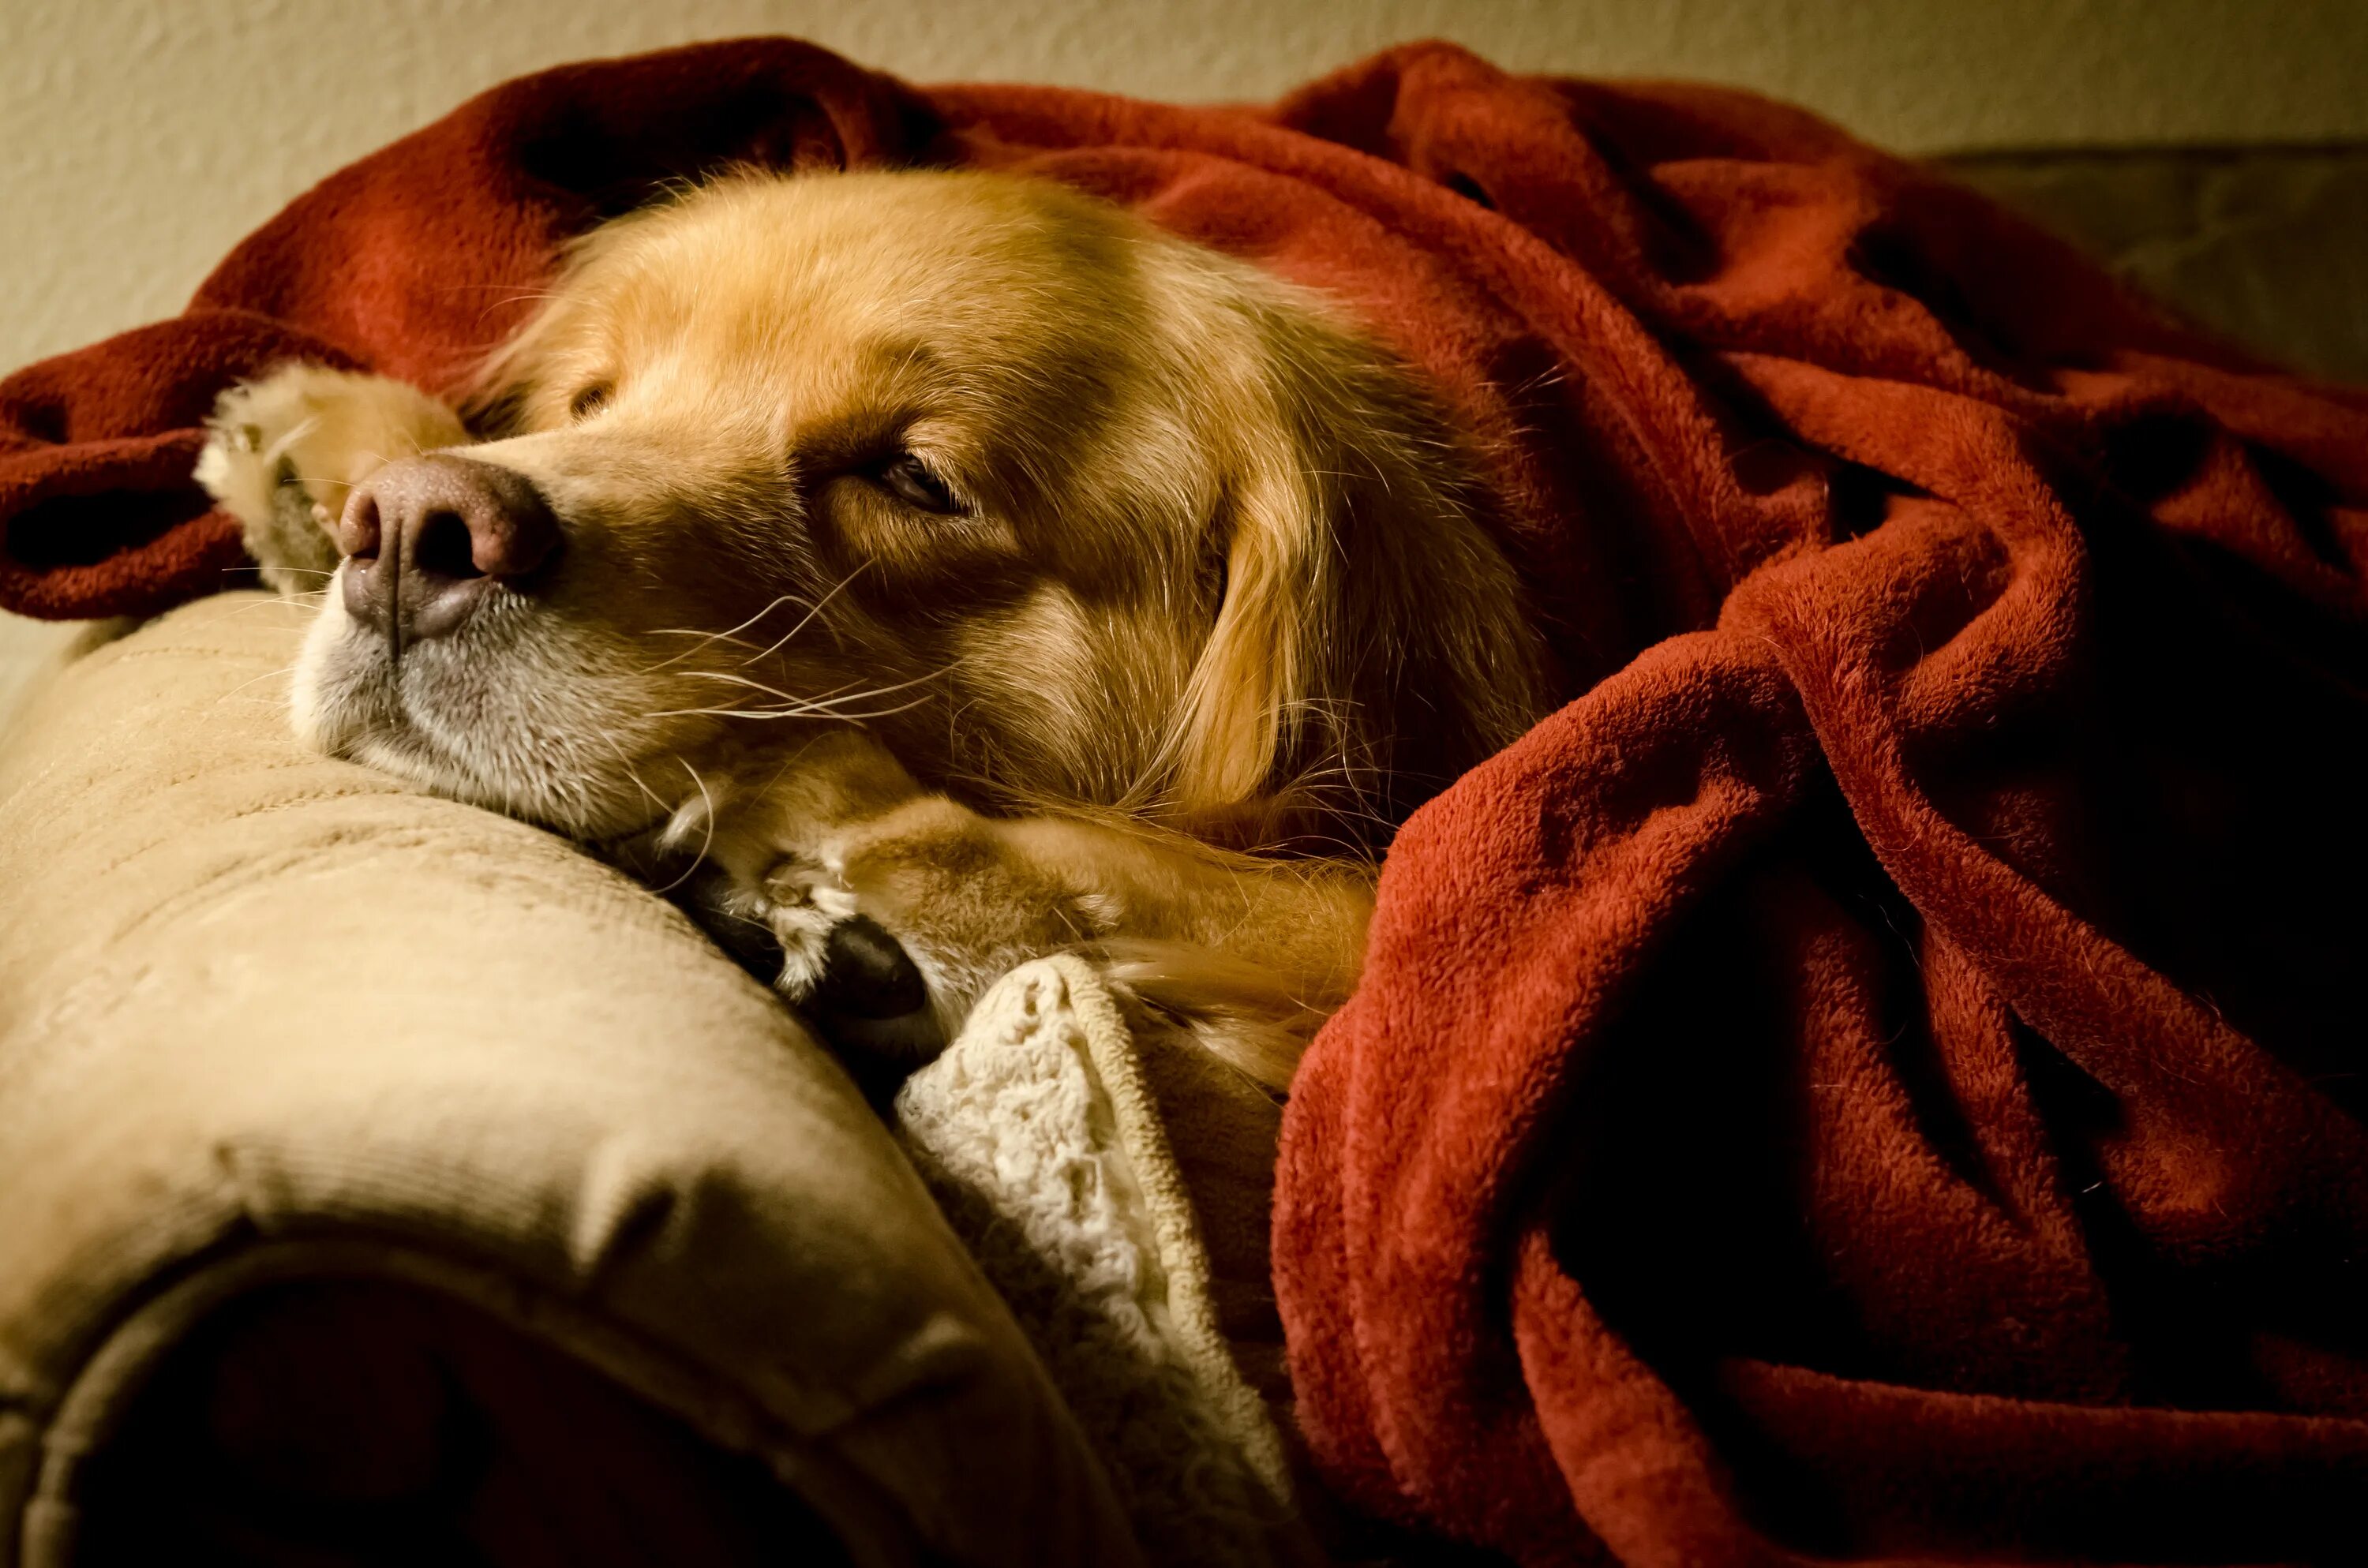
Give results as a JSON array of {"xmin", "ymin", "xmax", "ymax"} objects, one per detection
[{"xmin": 6, "ymin": 0, "xmax": 2367, "ymax": 376}]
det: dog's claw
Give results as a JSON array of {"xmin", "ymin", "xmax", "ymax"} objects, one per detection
[{"xmin": 812, "ymin": 915, "xmax": 929, "ymax": 1019}]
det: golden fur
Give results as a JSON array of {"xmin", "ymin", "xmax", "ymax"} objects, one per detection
[{"xmin": 200, "ymin": 169, "xmax": 1551, "ymax": 1087}]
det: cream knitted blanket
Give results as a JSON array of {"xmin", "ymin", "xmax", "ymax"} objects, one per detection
[{"xmin": 897, "ymin": 958, "xmax": 1317, "ymax": 1568}]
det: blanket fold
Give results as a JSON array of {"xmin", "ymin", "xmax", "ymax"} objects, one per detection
[{"xmin": 6, "ymin": 35, "xmax": 2366, "ymax": 1566}]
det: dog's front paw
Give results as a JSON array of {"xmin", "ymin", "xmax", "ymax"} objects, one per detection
[
  {"xmin": 194, "ymin": 365, "xmax": 466, "ymax": 595},
  {"xmin": 746, "ymin": 856, "xmax": 863, "ymax": 1001},
  {"xmin": 739, "ymin": 858, "xmax": 934, "ymax": 1039}
]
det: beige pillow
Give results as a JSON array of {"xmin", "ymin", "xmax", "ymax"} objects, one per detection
[{"xmin": 0, "ymin": 593, "xmax": 1138, "ymax": 1567}]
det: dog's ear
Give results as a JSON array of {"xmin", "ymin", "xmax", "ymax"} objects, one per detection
[
  {"xmin": 1168, "ymin": 447, "xmax": 1322, "ymax": 818},
  {"xmin": 1164, "ymin": 295, "xmax": 1553, "ymax": 840}
]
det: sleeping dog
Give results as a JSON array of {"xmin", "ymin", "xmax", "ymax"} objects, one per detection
[{"xmin": 198, "ymin": 169, "xmax": 1552, "ymax": 1087}]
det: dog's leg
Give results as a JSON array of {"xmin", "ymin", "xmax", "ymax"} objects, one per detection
[
  {"xmin": 195, "ymin": 365, "xmax": 466, "ymax": 593},
  {"xmin": 700, "ymin": 731, "xmax": 1374, "ymax": 1088}
]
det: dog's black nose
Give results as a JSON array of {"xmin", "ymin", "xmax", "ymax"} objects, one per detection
[{"xmin": 336, "ymin": 454, "xmax": 560, "ymax": 648}]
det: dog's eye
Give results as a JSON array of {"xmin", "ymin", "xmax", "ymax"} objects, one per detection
[
  {"xmin": 569, "ymin": 382, "xmax": 613, "ymax": 421},
  {"xmin": 871, "ymin": 452, "xmax": 963, "ymax": 515}
]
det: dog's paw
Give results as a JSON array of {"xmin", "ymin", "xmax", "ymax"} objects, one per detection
[
  {"xmin": 195, "ymin": 365, "xmax": 466, "ymax": 595},
  {"xmin": 747, "ymin": 856, "xmax": 864, "ymax": 1001},
  {"xmin": 724, "ymin": 859, "xmax": 937, "ymax": 1060}
]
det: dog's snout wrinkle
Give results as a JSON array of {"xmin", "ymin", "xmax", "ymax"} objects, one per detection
[{"xmin": 339, "ymin": 453, "xmax": 563, "ymax": 655}]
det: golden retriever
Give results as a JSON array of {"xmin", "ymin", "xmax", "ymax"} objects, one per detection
[{"xmin": 197, "ymin": 169, "xmax": 1552, "ymax": 1086}]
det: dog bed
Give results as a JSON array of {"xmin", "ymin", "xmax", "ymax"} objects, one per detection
[{"xmin": 5, "ymin": 36, "xmax": 2367, "ymax": 1566}]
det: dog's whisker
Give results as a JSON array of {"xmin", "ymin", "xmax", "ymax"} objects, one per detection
[
  {"xmin": 644, "ymin": 759, "xmax": 719, "ymax": 894},
  {"xmin": 730, "ymin": 566, "xmax": 868, "ymax": 667},
  {"xmin": 794, "ymin": 693, "xmax": 939, "ymax": 720},
  {"xmin": 256, "ymin": 414, "xmax": 320, "ymax": 470},
  {"xmin": 641, "ymin": 564, "xmax": 868, "ymax": 673},
  {"xmin": 670, "ymin": 670, "xmax": 868, "ymax": 706},
  {"xmin": 641, "ymin": 593, "xmax": 813, "ymax": 670},
  {"xmin": 785, "ymin": 694, "xmax": 940, "ymax": 721},
  {"xmin": 209, "ymin": 661, "xmax": 302, "ymax": 707},
  {"xmin": 588, "ymin": 730, "xmax": 674, "ymax": 825},
  {"xmin": 643, "ymin": 705, "xmax": 845, "ymax": 722},
  {"xmin": 663, "ymin": 656, "xmax": 960, "ymax": 720},
  {"xmin": 643, "ymin": 687, "xmax": 939, "ymax": 724},
  {"xmin": 205, "ymin": 589, "xmax": 332, "ymax": 620}
]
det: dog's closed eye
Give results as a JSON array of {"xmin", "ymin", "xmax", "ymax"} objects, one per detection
[
  {"xmin": 570, "ymin": 382, "xmax": 613, "ymax": 421},
  {"xmin": 867, "ymin": 451, "xmax": 963, "ymax": 515}
]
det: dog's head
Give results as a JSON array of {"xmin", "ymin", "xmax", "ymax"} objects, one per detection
[{"xmin": 292, "ymin": 170, "xmax": 1548, "ymax": 844}]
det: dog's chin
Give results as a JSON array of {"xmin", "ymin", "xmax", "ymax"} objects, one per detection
[{"xmin": 289, "ymin": 594, "xmax": 674, "ymax": 841}]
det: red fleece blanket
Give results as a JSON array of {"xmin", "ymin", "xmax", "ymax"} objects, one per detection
[{"xmin": 8, "ymin": 38, "xmax": 2368, "ymax": 1566}]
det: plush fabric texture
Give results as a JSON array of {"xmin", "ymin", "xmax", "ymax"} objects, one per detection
[
  {"xmin": 0, "ymin": 596, "xmax": 1141, "ymax": 1568},
  {"xmin": 3, "ymin": 36, "xmax": 2367, "ymax": 1565},
  {"xmin": 896, "ymin": 956, "xmax": 1314, "ymax": 1568}
]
